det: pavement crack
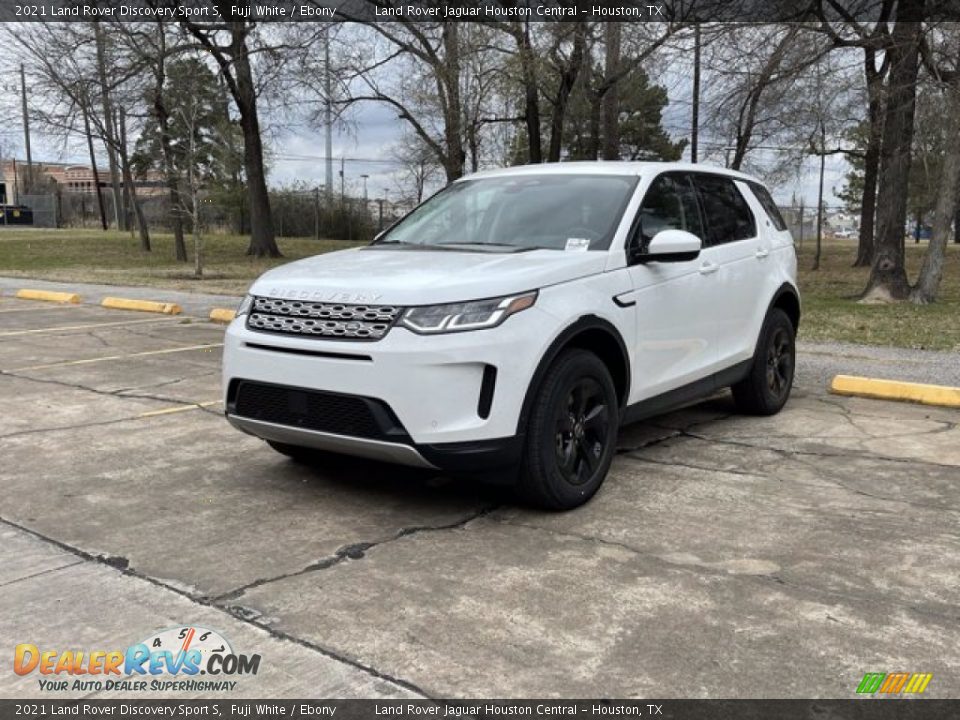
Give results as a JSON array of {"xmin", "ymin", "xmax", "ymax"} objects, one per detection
[
  {"xmin": 0, "ymin": 514, "xmax": 431, "ymax": 700},
  {"xmin": 0, "ymin": 559, "xmax": 85, "ymax": 588},
  {"xmin": 620, "ymin": 453, "xmax": 770, "ymax": 480},
  {"xmin": 677, "ymin": 429, "xmax": 960, "ymax": 470},
  {"xmin": 0, "ymin": 415, "xmax": 135, "ymax": 441},
  {"xmin": 0, "ymin": 369, "xmax": 212, "ymax": 411},
  {"xmin": 492, "ymin": 516, "xmax": 960, "ymax": 625},
  {"xmin": 213, "ymin": 504, "xmax": 498, "ymax": 603}
]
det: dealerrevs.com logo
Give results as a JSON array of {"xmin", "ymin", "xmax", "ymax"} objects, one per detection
[{"xmin": 14, "ymin": 625, "xmax": 261, "ymax": 693}]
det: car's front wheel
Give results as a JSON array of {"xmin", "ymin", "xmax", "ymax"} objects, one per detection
[
  {"xmin": 731, "ymin": 307, "xmax": 796, "ymax": 415},
  {"xmin": 518, "ymin": 349, "xmax": 619, "ymax": 510}
]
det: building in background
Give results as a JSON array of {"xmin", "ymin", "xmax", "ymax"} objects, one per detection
[{"xmin": 0, "ymin": 159, "xmax": 165, "ymax": 203}]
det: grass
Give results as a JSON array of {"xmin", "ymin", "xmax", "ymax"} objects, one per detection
[
  {"xmin": 1, "ymin": 228, "xmax": 958, "ymax": 349},
  {"xmin": 796, "ymin": 237, "xmax": 960, "ymax": 350},
  {"xmin": 0, "ymin": 228, "xmax": 362, "ymax": 296}
]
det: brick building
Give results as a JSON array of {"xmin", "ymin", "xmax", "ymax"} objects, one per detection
[{"xmin": 0, "ymin": 159, "xmax": 165, "ymax": 204}]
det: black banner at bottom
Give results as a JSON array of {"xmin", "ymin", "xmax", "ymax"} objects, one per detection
[{"xmin": 0, "ymin": 700, "xmax": 958, "ymax": 720}]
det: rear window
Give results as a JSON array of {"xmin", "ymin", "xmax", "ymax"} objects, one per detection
[
  {"xmin": 747, "ymin": 181, "xmax": 787, "ymax": 231},
  {"xmin": 691, "ymin": 175, "xmax": 756, "ymax": 246}
]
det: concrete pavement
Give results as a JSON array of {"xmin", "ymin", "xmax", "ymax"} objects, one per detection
[{"xmin": 1, "ymin": 292, "xmax": 958, "ymax": 699}]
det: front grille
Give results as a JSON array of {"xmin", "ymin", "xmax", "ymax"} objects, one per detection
[
  {"xmin": 247, "ymin": 296, "xmax": 402, "ymax": 341},
  {"xmin": 231, "ymin": 381, "xmax": 406, "ymax": 440}
]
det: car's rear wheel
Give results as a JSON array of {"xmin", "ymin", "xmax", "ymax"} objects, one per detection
[
  {"xmin": 731, "ymin": 307, "xmax": 795, "ymax": 415},
  {"xmin": 517, "ymin": 349, "xmax": 619, "ymax": 510}
]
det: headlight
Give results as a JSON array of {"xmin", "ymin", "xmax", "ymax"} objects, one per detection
[
  {"xmin": 235, "ymin": 294, "xmax": 254, "ymax": 317},
  {"xmin": 400, "ymin": 291, "xmax": 537, "ymax": 334}
]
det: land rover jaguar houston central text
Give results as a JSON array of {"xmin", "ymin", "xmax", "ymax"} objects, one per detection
[{"xmin": 223, "ymin": 162, "xmax": 799, "ymax": 510}]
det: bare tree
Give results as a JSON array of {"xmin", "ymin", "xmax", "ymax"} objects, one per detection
[
  {"xmin": 861, "ymin": 0, "xmax": 925, "ymax": 302},
  {"xmin": 911, "ymin": 25, "xmax": 960, "ymax": 303},
  {"xmin": 815, "ymin": 0, "xmax": 896, "ymax": 267},
  {"xmin": 390, "ymin": 133, "xmax": 441, "ymax": 204},
  {"xmin": 93, "ymin": 23, "xmax": 129, "ymax": 236},
  {"xmin": 337, "ymin": 20, "xmax": 468, "ymax": 182},
  {"xmin": 114, "ymin": 21, "xmax": 191, "ymax": 261},
  {"xmin": 184, "ymin": 19, "xmax": 281, "ymax": 257},
  {"xmin": 9, "ymin": 23, "xmax": 150, "ymax": 250}
]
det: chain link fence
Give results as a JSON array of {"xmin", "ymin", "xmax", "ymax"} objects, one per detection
[{"xmin": 16, "ymin": 189, "xmax": 412, "ymax": 242}]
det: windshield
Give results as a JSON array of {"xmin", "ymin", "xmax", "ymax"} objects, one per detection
[{"xmin": 376, "ymin": 174, "xmax": 638, "ymax": 251}]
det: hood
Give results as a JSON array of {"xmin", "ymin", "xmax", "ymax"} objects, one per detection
[{"xmin": 249, "ymin": 246, "xmax": 608, "ymax": 305}]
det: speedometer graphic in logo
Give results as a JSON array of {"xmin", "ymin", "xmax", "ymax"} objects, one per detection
[{"xmin": 139, "ymin": 626, "xmax": 232, "ymax": 671}]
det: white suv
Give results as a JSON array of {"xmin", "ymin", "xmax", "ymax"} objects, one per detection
[{"xmin": 223, "ymin": 162, "xmax": 799, "ymax": 510}]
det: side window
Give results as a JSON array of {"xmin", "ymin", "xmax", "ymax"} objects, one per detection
[
  {"xmin": 747, "ymin": 181, "xmax": 787, "ymax": 231},
  {"xmin": 634, "ymin": 173, "xmax": 704, "ymax": 250},
  {"xmin": 691, "ymin": 175, "xmax": 756, "ymax": 247}
]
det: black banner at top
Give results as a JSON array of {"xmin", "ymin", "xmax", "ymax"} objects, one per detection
[{"xmin": 2, "ymin": 0, "xmax": 959, "ymax": 23}]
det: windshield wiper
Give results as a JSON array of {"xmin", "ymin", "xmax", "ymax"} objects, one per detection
[{"xmin": 434, "ymin": 242, "xmax": 536, "ymax": 252}]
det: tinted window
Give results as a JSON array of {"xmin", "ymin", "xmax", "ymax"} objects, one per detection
[
  {"xmin": 747, "ymin": 181, "xmax": 787, "ymax": 231},
  {"xmin": 691, "ymin": 175, "xmax": 755, "ymax": 246},
  {"xmin": 636, "ymin": 173, "xmax": 703, "ymax": 249}
]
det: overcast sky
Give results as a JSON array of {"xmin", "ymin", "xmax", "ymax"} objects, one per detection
[{"xmin": 0, "ymin": 26, "xmax": 852, "ymax": 209}]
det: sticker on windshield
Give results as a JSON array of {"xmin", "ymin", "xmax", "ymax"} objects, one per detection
[{"xmin": 565, "ymin": 237, "xmax": 591, "ymax": 252}]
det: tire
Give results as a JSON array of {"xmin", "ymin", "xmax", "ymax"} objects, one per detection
[
  {"xmin": 731, "ymin": 308, "xmax": 796, "ymax": 415},
  {"xmin": 517, "ymin": 349, "xmax": 620, "ymax": 511}
]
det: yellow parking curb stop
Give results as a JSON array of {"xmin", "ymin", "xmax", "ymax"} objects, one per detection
[
  {"xmin": 830, "ymin": 374, "xmax": 960, "ymax": 409},
  {"xmin": 16, "ymin": 289, "xmax": 81, "ymax": 304},
  {"xmin": 209, "ymin": 308, "xmax": 236, "ymax": 323},
  {"xmin": 101, "ymin": 297, "xmax": 181, "ymax": 315}
]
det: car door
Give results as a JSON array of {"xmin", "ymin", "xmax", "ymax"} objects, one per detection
[
  {"xmin": 690, "ymin": 174, "xmax": 762, "ymax": 367},
  {"xmin": 619, "ymin": 172, "xmax": 719, "ymax": 403}
]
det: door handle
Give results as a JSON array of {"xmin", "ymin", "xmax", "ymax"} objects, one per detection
[
  {"xmin": 755, "ymin": 248, "xmax": 770, "ymax": 259},
  {"xmin": 698, "ymin": 262, "xmax": 719, "ymax": 275}
]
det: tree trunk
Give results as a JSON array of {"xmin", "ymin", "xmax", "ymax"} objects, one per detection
[
  {"xmin": 862, "ymin": 8, "xmax": 923, "ymax": 302},
  {"xmin": 954, "ymin": 193, "xmax": 960, "ymax": 243},
  {"xmin": 230, "ymin": 24, "xmax": 280, "ymax": 258},
  {"xmin": 152, "ymin": 61, "xmax": 187, "ymax": 262},
  {"xmin": 159, "ymin": 112, "xmax": 187, "ymax": 262},
  {"xmin": 517, "ymin": 21, "xmax": 541, "ymax": 164},
  {"xmin": 855, "ymin": 50, "xmax": 884, "ymax": 267},
  {"xmin": 82, "ymin": 107, "xmax": 108, "ymax": 232},
  {"xmin": 441, "ymin": 23, "xmax": 466, "ymax": 182},
  {"xmin": 601, "ymin": 23, "xmax": 621, "ymax": 161},
  {"xmin": 547, "ymin": 23, "xmax": 587, "ymax": 163},
  {"xmin": 911, "ymin": 88, "xmax": 960, "ymax": 303},
  {"xmin": 118, "ymin": 109, "xmax": 150, "ymax": 252},
  {"xmin": 93, "ymin": 23, "xmax": 125, "ymax": 232}
]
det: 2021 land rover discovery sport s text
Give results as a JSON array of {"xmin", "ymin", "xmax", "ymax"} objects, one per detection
[{"xmin": 223, "ymin": 162, "xmax": 800, "ymax": 510}]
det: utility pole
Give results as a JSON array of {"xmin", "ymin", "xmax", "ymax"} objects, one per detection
[
  {"xmin": 339, "ymin": 157, "xmax": 345, "ymax": 208},
  {"xmin": 20, "ymin": 64, "xmax": 33, "ymax": 195},
  {"xmin": 691, "ymin": 25, "xmax": 701, "ymax": 163},
  {"xmin": 324, "ymin": 26, "xmax": 334, "ymax": 201},
  {"xmin": 313, "ymin": 186, "xmax": 320, "ymax": 240},
  {"xmin": 360, "ymin": 174, "xmax": 369, "ymax": 204}
]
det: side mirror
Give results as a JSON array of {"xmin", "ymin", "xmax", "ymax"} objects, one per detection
[{"xmin": 637, "ymin": 229, "xmax": 701, "ymax": 263}]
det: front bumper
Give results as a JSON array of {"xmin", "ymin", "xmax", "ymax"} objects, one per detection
[{"xmin": 222, "ymin": 307, "xmax": 555, "ymax": 470}]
